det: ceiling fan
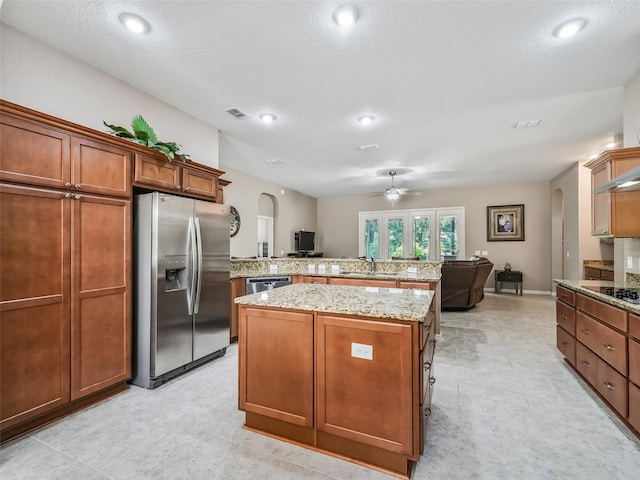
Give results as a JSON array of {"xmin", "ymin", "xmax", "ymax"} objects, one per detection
[{"xmin": 370, "ymin": 170, "xmax": 421, "ymax": 201}]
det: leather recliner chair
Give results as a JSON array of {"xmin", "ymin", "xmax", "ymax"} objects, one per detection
[{"xmin": 440, "ymin": 257, "xmax": 494, "ymax": 310}]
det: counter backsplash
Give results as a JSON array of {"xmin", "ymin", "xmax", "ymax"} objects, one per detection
[{"xmin": 231, "ymin": 257, "xmax": 442, "ymax": 278}]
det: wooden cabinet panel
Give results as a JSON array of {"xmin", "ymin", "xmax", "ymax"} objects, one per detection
[
  {"xmin": 301, "ymin": 276, "xmax": 328, "ymax": 284},
  {"xmin": 71, "ymin": 195, "xmax": 131, "ymax": 399},
  {"xmin": 576, "ymin": 343, "xmax": 599, "ymax": 386},
  {"xmin": 72, "ymin": 136, "xmax": 131, "ymax": 198},
  {"xmin": 133, "ymin": 153, "xmax": 181, "ymax": 191},
  {"xmin": 629, "ymin": 382, "xmax": 640, "ymax": 433},
  {"xmin": 591, "ymin": 161, "xmax": 612, "ymax": 236},
  {"xmin": 230, "ymin": 277, "xmax": 244, "ymax": 340},
  {"xmin": 316, "ymin": 314, "xmax": 413, "ymax": 455},
  {"xmin": 600, "ymin": 270, "xmax": 615, "ymax": 281},
  {"xmin": 329, "ymin": 277, "xmax": 397, "ymax": 288},
  {"xmin": 630, "ymin": 313, "xmax": 640, "ymax": 341},
  {"xmin": 595, "ymin": 355, "xmax": 628, "ymax": 418},
  {"xmin": 556, "ymin": 301, "xmax": 576, "ymax": 336},
  {"xmin": 239, "ymin": 307, "xmax": 314, "ymax": 427},
  {"xmin": 182, "ymin": 166, "xmax": 217, "ymax": 200},
  {"xmin": 576, "ymin": 311, "xmax": 627, "ymax": 375},
  {"xmin": 577, "ymin": 293, "xmax": 627, "ymax": 332},
  {"xmin": 398, "ymin": 281, "xmax": 432, "ymax": 290},
  {"xmin": 584, "ymin": 267, "xmax": 601, "ymax": 280},
  {"xmin": 557, "ymin": 325, "xmax": 576, "ymax": 366},
  {"xmin": 0, "ymin": 184, "xmax": 71, "ymax": 429},
  {"xmin": 556, "ymin": 286, "xmax": 576, "ymax": 306},
  {"xmin": 0, "ymin": 114, "xmax": 70, "ymax": 189},
  {"xmin": 629, "ymin": 339, "xmax": 640, "ymax": 388}
]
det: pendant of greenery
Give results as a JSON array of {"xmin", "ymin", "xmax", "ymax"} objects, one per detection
[{"xmin": 103, "ymin": 115, "xmax": 191, "ymax": 162}]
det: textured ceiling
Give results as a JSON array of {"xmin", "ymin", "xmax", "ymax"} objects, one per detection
[{"xmin": 2, "ymin": 1, "xmax": 640, "ymax": 198}]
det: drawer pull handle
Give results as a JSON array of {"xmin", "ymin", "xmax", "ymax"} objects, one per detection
[
  {"xmin": 560, "ymin": 342, "xmax": 568, "ymax": 347},
  {"xmin": 581, "ymin": 328, "xmax": 590, "ymax": 334},
  {"xmin": 561, "ymin": 314, "xmax": 568, "ymax": 320},
  {"xmin": 603, "ymin": 381, "xmax": 614, "ymax": 390},
  {"xmin": 580, "ymin": 360, "xmax": 590, "ymax": 367},
  {"xmin": 424, "ymin": 362, "xmax": 431, "ymax": 370},
  {"xmin": 603, "ymin": 343, "xmax": 614, "ymax": 351},
  {"xmin": 560, "ymin": 293, "xmax": 567, "ymax": 298},
  {"xmin": 429, "ymin": 376, "xmax": 436, "ymax": 385},
  {"xmin": 424, "ymin": 406, "xmax": 431, "ymax": 418}
]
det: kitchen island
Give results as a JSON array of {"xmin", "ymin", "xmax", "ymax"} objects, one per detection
[{"xmin": 236, "ymin": 283, "xmax": 436, "ymax": 479}]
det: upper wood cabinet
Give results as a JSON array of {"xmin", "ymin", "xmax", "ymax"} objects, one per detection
[
  {"xmin": 133, "ymin": 153, "xmax": 223, "ymax": 202},
  {"xmin": 586, "ymin": 147, "xmax": 640, "ymax": 237},
  {"xmin": 0, "ymin": 114, "xmax": 131, "ymax": 198}
]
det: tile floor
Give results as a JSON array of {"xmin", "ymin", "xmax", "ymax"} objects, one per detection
[{"xmin": 2, "ymin": 293, "xmax": 640, "ymax": 479}]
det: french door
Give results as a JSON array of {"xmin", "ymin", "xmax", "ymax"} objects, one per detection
[{"xmin": 359, "ymin": 207, "xmax": 464, "ymax": 261}]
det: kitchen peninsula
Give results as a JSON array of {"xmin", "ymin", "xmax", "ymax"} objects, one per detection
[{"xmin": 236, "ymin": 283, "xmax": 436, "ymax": 478}]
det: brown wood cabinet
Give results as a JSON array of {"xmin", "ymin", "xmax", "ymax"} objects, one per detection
[
  {"xmin": 584, "ymin": 266, "xmax": 614, "ymax": 281},
  {"xmin": 133, "ymin": 153, "xmax": 223, "ymax": 202},
  {"xmin": 0, "ymin": 101, "xmax": 132, "ymax": 442},
  {"xmin": 556, "ymin": 284, "xmax": 639, "ymax": 438},
  {"xmin": 229, "ymin": 277, "xmax": 244, "ymax": 340},
  {"xmin": 585, "ymin": 147, "xmax": 640, "ymax": 237},
  {"xmin": 237, "ymin": 301, "xmax": 434, "ymax": 476},
  {"xmin": 328, "ymin": 277, "xmax": 397, "ymax": 288}
]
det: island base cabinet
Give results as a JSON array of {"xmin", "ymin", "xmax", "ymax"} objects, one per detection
[
  {"xmin": 238, "ymin": 307, "xmax": 314, "ymax": 428},
  {"xmin": 629, "ymin": 383, "xmax": 640, "ymax": 433},
  {"xmin": 316, "ymin": 315, "xmax": 413, "ymax": 455}
]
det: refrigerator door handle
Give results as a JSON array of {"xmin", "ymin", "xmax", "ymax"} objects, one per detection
[
  {"xmin": 194, "ymin": 217, "xmax": 203, "ymax": 314},
  {"xmin": 188, "ymin": 216, "xmax": 197, "ymax": 315}
]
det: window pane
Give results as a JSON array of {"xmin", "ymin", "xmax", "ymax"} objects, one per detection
[
  {"xmin": 388, "ymin": 218, "xmax": 404, "ymax": 258},
  {"xmin": 364, "ymin": 219, "xmax": 379, "ymax": 258},
  {"xmin": 413, "ymin": 217, "xmax": 429, "ymax": 259},
  {"xmin": 439, "ymin": 215, "xmax": 458, "ymax": 259}
]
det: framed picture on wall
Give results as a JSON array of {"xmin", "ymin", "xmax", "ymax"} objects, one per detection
[{"xmin": 487, "ymin": 204, "xmax": 524, "ymax": 241}]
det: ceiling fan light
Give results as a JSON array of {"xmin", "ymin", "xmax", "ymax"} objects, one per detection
[{"xmin": 386, "ymin": 189, "xmax": 400, "ymax": 201}]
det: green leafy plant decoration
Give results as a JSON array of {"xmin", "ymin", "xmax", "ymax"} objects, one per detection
[{"xmin": 103, "ymin": 115, "xmax": 191, "ymax": 162}]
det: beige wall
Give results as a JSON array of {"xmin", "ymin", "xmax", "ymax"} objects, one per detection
[
  {"xmin": 0, "ymin": 25, "xmax": 219, "ymax": 167},
  {"xmin": 318, "ymin": 181, "xmax": 552, "ymax": 292},
  {"xmin": 221, "ymin": 167, "xmax": 317, "ymax": 258},
  {"xmin": 623, "ymin": 70, "xmax": 640, "ymax": 148}
]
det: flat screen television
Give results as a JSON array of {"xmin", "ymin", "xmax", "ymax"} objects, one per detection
[{"xmin": 295, "ymin": 231, "xmax": 315, "ymax": 252}]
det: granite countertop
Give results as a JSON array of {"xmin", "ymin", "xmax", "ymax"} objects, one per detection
[
  {"xmin": 554, "ymin": 279, "xmax": 640, "ymax": 315},
  {"xmin": 230, "ymin": 257, "xmax": 441, "ymax": 282},
  {"xmin": 583, "ymin": 261, "xmax": 614, "ymax": 272},
  {"xmin": 234, "ymin": 283, "xmax": 434, "ymax": 322}
]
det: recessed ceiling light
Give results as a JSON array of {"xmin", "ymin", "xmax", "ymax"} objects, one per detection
[
  {"xmin": 553, "ymin": 18, "xmax": 587, "ymax": 38},
  {"xmin": 605, "ymin": 142, "xmax": 615, "ymax": 149},
  {"xmin": 259, "ymin": 113, "xmax": 277, "ymax": 123},
  {"xmin": 333, "ymin": 5, "xmax": 358, "ymax": 27},
  {"xmin": 119, "ymin": 12, "xmax": 151, "ymax": 34},
  {"xmin": 358, "ymin": 115, "xmax": 374, "ymax": 126}
]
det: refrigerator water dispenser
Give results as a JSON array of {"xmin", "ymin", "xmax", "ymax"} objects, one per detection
[{"xmin": 164, "ymin": 255, "xmax": 187, "ymax": 291}]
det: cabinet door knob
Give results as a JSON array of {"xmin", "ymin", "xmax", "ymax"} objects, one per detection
[
  {"xmin": 429, "ymin": 376, "xmax": 436, "ymax": 385},
  {"xmin": 64, "ymin": 193, "xmax": 72, "ymax": 199},
  {"xmin": 603, "ymin": 343, "xmax": 614, "ymax": 351},
  {"xmin": 603, "ymin": 381, "xmax": 614, "ymax": 390},
  {"xmin": 65, "ymin": 182, "xmax": 72, "ymax": 188},
  {"xmin": 74, "ymin": 183, "xmax": 82, "ymax": 189},
  {"xmin": 560, "ymin": 342, "xmax": 568, "ymax": 347},
  {"xmin": 74, "ymin": 195, "xmax": 81, "ymax": 200},
  {"xmin": 176, "ymin": 185, "xmax": 182, "ymax": 190},
  {"xmin": 184, "ymin": 187, "xmax": 190, "ymax": 192},
  {"xmin": 424, "ymin": 361, "xmax": 432, "ymax": 370},
  {"xmin": 561, "ymin": 314, "xmax": 568, "ymax": 320},
  {"xmin": 581, "ymin": 328, "xmax": 590, "ymax": 334}
]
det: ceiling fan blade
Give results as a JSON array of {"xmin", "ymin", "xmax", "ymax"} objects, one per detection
[
  {"xmin": 368, "ymin": 192, "xmax": 385, "ymax": 197},
  {"xmin": 400, "ymin": 191, "xmax": 422, "ymax": 196}
]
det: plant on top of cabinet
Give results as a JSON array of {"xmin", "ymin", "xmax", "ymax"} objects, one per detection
[{"xmin": 104, "ymin": 115, "xmax": 190, "ymax": 162}]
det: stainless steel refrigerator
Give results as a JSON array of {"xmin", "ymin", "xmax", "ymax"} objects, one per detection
[{"xmin": 132, "ymin": 192, "xmax": 230, "ymax": 388}]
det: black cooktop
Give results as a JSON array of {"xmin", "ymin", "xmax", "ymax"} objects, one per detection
[{"xmin": 584, "ymin": 286, "xmax": 640, "ymax": 304}]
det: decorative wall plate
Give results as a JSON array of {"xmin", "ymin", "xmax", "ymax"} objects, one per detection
[{"xmin": 230, "ymin": 206, "xmax": 240, "ymax": 237}]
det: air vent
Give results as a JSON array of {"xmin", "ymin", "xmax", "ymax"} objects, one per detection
[
  {"xmin": 225, "ymin": 107, "xmax": 250, "ymax": 120},
  {"xmin": 359, "ymin": 144, "xmax": 379, "ymax": 151},
  {"xmin": 513, "ymin": 120, "xmax": 541, "ymax": 129}
]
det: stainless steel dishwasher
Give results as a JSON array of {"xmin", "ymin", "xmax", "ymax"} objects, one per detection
[{"xmin": 244, "ymin": 276, "xmax": 292, "ymax": 295}]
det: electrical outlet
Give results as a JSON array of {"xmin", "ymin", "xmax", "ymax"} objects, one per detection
[
  {"xmin": 474, "ymin": 250, "xmax": 481, "ymax": 256},
  {"xmin": 482, "ymin": 251, "xmax": 488, "ymax": 256},
  {"xmin": 351, "ymin": 342, "xmax": 373, "ymax": 360}
]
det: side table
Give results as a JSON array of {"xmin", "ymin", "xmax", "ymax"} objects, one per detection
[{"xmin": 495, "ymin": 270, "xmax": 523, "ymax": 295}]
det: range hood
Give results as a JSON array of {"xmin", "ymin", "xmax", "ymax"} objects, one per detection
[{"xmin": 593, "ymin": 165, "xmax": 640, "ymax": 193}]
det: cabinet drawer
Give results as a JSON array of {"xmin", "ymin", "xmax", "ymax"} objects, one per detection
[
  {"xmin": 629, "ymin": 382, "xmax": 640, "ymax": 433},
  {"xmin": 576, "ymin": 343, "xmax": 599, "ymax": 387},
  {"xmin": 630, "ymin": 313, "xmax": 640, "ymax": 341},
  {"xmin": 600, "ymin": 270, "xmax": 614, "ymax": 281},
  {"xmin": 556, "ymin": 301, "xmax": 576, "ymax": 336},
  {"xmin": 398, "ymin": 281, "xmax": 432, "ymax": 290},
  {"xmin": 556, "ymin": 325, "xmax": 575, "ymax": 366},
  {"xmin": 497, "ymin": 271, "xmax": 522, "ymax": 282},
  {"xmin": 134, "ymin": 153, "xmax": 181, "ymax": 191},
  {"xmin": 629, "ymin": 338, "xmax": 640, "ymax": 387},
  {"xmin": 584, "ymin": 267, "xmax": 601, "ymax": 280},
  {"xmin": 577, "ymin": 293, "xmax": 627, "ymax": 332},
  {"xmin": 556, "ymin": 286, "xmax": 576, "ymax": 306},
  {"xmin": 301, "ymin": 276, "xmax": 328, "ymax": 284},
  {"xmin": 576, "ymin": 312, "xmax": 627, "ymax": 375}
]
